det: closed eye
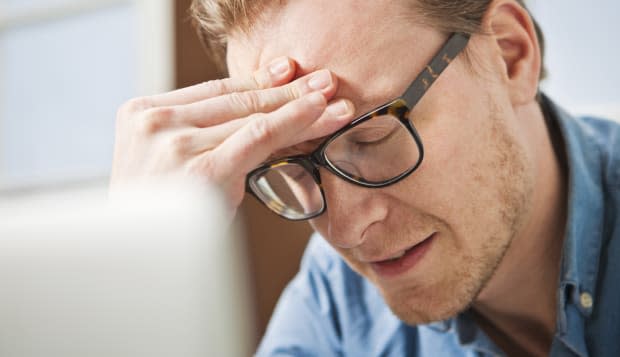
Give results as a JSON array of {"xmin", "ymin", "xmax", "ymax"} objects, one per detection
[{"xmin": 350, "ymin": 125, "xmax": 399, "ymax": 146}]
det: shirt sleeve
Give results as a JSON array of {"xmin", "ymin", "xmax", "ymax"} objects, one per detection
[{"xmin": 255, "ymin": 234, "xmax": 344, "ymax": 357}]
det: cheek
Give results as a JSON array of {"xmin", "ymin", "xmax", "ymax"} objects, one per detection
[
  {"xmin": 406, "ymin": 104, "xmax": 486, "ymax": 214},
  {"xmin": 405, "ymin": 78, "xmax": 521, "ymax": 243}
]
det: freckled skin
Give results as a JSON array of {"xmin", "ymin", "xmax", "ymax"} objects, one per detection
[{"xmin": 227, "ymin": 0, "xmax": 550, "ymax": 327}]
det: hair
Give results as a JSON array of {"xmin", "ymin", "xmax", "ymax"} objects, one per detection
[{"xmin": 190, "ymin": 0, "xmax": 546, "ymax": 79}]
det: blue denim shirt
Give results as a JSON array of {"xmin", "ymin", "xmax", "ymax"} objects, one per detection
[{"xmin": 257, "ymin": 96, "xmax": 620, "ymax": 357}]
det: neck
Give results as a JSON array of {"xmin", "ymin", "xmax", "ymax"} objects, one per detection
[{"xmin": 472, "ymin": 100, "xmax": 568, "ymax": 356}]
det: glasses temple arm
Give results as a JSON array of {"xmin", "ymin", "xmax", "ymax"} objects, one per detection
[{"xmin": 402, "ymin": 32, "xmax": 471, "ymax": 107}]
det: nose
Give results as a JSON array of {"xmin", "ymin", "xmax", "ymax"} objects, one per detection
[{"xmin": 318, "ymin": 168, "xmax": 388, "ymax": 249}]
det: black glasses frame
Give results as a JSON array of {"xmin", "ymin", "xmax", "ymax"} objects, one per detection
[{"xmin": 246, "ymin": 32, "xmax": 471, "ymax": 220}]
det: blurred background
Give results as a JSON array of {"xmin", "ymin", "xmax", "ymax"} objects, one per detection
[{"xmin": 0, "ymin": 0, "xmax": 618, "ymax": 348}]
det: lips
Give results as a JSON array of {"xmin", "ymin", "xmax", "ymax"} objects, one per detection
[{"xmin": 369, "ymin": 233, "xmax": 436, "ymax": 278}]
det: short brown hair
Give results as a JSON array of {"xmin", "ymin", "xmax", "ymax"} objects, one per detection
[{"xmin": 190, "ymin": 0, "xmax": 546, "ymax": 78}]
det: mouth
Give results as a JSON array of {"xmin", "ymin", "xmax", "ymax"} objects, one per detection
[{"xmin": 369, "ymin": 233, "xmax": 436, "ymax": 278}]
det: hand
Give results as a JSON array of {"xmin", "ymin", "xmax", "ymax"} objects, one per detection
[{"xmin": 110, "ymin": 57, "xmax": 355, "ymax": 213}]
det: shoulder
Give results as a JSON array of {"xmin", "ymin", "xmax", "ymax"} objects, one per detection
[
  {"xmin": 300, "ymin": 231, "xmax": 343, "ymax": 272},
  {"xmin": 574, "ymin": 115, "xmax": 620, "ymax": 188},
  {"xmin": 292, "ymin": 233, "xmax": 386, "ymax": 324},
  {"xmin": 290, "ymin": 233, "xmax": 360, "ymax": 303},
  {"xmin": 574, "ymin": 115, "xmax": 620, "ymax": 237}
]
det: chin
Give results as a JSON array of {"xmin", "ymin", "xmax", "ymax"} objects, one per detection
[
  {"xmin": 370, "ymin": 237, "xmax": 511, "ymax": 326},
  {"xmin": 384, "ymin": 286, "xmax": 473, "ymax": 325},
  {"xmin": 379, "ymin": 279, "xmax": 476, "ymax": 325},
  {"xmin": 339, "ymin": 245, "xmax": 493, "ymax": 325}
]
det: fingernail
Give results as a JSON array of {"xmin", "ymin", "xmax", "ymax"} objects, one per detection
[
  {"xmin": 326, "ymin": 99, "xmax": 352, "ymax": 117},
  {"xmin": 308, "ymin": 70, "xmax": 332, "ymax": 90},
  {"xmin": 269, "ymin": 58, "xmax": 290, "ymax": 77}
]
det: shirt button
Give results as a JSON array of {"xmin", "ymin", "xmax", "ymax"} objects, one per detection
[{"xmin": 580, "ymin": 292, "xmax": 594, "ymax": 309}]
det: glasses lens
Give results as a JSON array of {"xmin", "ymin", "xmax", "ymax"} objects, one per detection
[
  {"xmin": 248, "ymin": 162, "xmax": 324, "ymax": 220},
  {"xmin": 324, "ymin": 113, "xmax": 420, "ymax": 184}
]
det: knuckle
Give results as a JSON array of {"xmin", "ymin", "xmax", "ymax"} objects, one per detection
[
  {"xmin": 230, "ymin": 91, "xmax": 261, "ymax": 113},
  {"xmin": 139, "ymin": 107, "xmax": 176, "ymax": 134},
  {"xmin": 187, "ymin": 155, "xmax": 216, "ymax": 178},
  {"xmin": 289, "ymin": 86, "xmax": 302, "ymax": 100},
  {"xmin": 288, "ymin": 82, "xmax": 304, "ymax": 98},
  {"xmin": 203, "ymin": 78, "xmax": 231, "ymax": 95},
  {"xmin": 248, "ymin": 114, "xmax": 274, "ymax": 145},
  {"xmin": 169, "ymin": 134, "xmax": 192, "ymax": 156},
  {"xmin": 119, "ymin": 96, "xmax": 151, "ymax": 116},
  {"xmin": 116, "ymin": 97, "xmax": 151, "ymax": 129}
]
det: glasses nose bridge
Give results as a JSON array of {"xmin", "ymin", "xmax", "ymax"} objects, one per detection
[
  {"xmin": 306, "ymin": 149, "xmax": 327, "ymax": 171},
  {"xmin": 309, "ymin": 150, "xmax": 321, "ymax": 166}
]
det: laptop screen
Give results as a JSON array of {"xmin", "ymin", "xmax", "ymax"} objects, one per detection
[{"xmin": 0, "ymin": 181, "xmax": 254, "ymax": 357}]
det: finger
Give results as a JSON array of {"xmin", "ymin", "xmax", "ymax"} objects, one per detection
[
  {"xmin": 294, "ymin": 98, "xmax": 356, "ymax": 143},
  {"xmin": 173, "ymin": 69, "xmax": 338, "ymax": 128},
  {"xmin": 209, "ymin": 92, "xmax": 329, "ymax": 178},
  {"xmin": 262, "ymin": 98, "xmax": 356, "ymax": 160},
  {"xmin": 146, "ymin": 57, "xmax": 296, "ymax": 107},
  {"xmin": 178, "ymin": 98, "xmax": 355, "ymax": 155},
  {"xmin": 167, "ymin": 118, "xmax": 248, "ymax": 156}
]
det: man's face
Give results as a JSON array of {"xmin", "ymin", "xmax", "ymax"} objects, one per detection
[{"xmin": 228, "ymin": 0, "xmax": 535, "ymax": 324}]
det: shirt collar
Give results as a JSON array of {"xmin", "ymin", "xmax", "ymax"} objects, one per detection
[
  {"xmin": 426, "ymin": 313, "xmax": 504, "ymax": 356},
  {"xmin": 541, "ymin": 93, "xmax": 605, "ymax": 317}
]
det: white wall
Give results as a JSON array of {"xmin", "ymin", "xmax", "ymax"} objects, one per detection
[
  {"xmin": 0, "ymin": 5, "xmax": 135, "ymax": 184},
  {"xmin": 527, "ymin": 0, "xmax": 620, "ymax": 121},
  {"xmin": 0, "ymin": 0, "xmax": 173, "ymax": 188}
]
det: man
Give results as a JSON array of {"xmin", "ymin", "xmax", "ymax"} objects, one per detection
[{"xmin": 111, "ymin": 0, "xmax": 620, "ymax": 355}]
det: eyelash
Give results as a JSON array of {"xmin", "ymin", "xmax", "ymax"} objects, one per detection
[{"xmin": 352, "ymin": 127, "xmax": 399, "ymax": 147}]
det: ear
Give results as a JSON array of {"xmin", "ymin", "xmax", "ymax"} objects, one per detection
[{"xmin": 482, "ymin": 0, "xmax": 542, "ymax": 105}]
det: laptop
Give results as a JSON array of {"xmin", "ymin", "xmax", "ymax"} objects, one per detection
[{"xmin": 0, "ymin": 180, "xmax": 254, "ymax": 357}]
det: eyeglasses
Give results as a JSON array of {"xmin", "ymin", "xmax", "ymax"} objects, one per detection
[{"xmin": 246, "ymin": 33, "xmax": 470, "ymax": 220}]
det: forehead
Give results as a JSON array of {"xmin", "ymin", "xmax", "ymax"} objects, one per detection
[{"xmin": 226, "ymin": 0, "xmax": 443, "ymax": 114}]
